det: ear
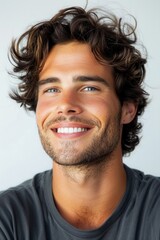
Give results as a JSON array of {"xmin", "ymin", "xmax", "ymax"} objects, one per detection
[{"xmin": 121, "ymin": 102, "xmax": 137, "ymax": 124}]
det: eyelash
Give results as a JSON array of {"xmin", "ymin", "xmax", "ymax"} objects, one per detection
[
  {"xmin": 83, "ymin": 86, "xmax": 99, "ymax": 92},
  {"xmin": 44, "ymin": 88, "xmax": 60, "ymax": 93}
]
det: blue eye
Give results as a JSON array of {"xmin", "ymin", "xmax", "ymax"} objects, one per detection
[
  {"xmin": 84, "ymin": 86, "xmax": 98, "ymax": 91},
  {"xmin": 45, "ymin": 88, "xmax": 60, "ymax": 93}
]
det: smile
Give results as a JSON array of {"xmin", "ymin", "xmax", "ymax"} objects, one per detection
[{"xmin": 57, "ymin": 127, "xmax": 88, "ymax": 134}]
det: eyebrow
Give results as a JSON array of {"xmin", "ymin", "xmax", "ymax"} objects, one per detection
[
  {"xmin": 74, "ymin": 76, "xmax": 110, "ymax": 87},
  {"xmin": 38, "ymin": 75, "xmax": 111, "ymax": 88}
]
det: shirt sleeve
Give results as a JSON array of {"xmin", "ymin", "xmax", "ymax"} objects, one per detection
[{"xmin": 0, "ymin": 226, "xmax": 9, "ymax": 240}]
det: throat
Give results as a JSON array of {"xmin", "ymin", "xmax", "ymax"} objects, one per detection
[
  {"xmin": 57, "ymin": 204, "xmax": 111, "ymax": 230},
  {"xmin": 60, "ymin": 158, "xmax": 111, "ymax": 185},
  {"xmin": 53, "ymin": 160, "xmax": 127, "ymax": 230}
]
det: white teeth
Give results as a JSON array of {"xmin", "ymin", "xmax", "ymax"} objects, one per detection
[{"xmin": 57, "ymin": 127, "xmax": 87, "ymax": 133}]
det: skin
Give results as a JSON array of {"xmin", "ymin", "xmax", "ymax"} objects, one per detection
[{"xmin": 36, "ymin": 41, "xmax": 137, "ymax": 229}]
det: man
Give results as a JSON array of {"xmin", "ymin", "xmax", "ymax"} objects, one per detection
[{"xmin": 0, "ymin": 6, "xmax": 159, "ymax": 240}]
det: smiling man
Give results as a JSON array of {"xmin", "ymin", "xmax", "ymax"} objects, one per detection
[
  {"xmin": 0, "ymin": 6, "xmax": 160, "ymax": 240},
  {"xmin": 37, "ymin": 42, "xmax": 124, "ymax": 169}
]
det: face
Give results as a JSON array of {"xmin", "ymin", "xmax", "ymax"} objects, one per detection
[{"xmin": 36, "ymin": 42, "xmax": 123, "ymax": 167}]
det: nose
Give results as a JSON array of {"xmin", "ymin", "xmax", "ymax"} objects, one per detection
[{"xmin": 56, "ymin": 92, "xmax": 83, "ymax": 115}]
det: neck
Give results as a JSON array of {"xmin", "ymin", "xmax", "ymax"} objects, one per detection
[{"xmin": 52, "ymin": 158, "xmax": 126, "ymax": 230}]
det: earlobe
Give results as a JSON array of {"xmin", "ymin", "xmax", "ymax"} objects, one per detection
[{"xmin": 121, "ymin": 102, "xmax": 137, "ymax": 124}]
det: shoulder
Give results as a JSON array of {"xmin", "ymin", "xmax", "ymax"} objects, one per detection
[
  {"xmin": 126, "ymin": 166, "xmax": 160, "ymax": 234},
  {"xmin": 118, "ymin": 166, "xmax": 160, "ymax": 238},
  {"xmin": 127, "ymin": 165, "xmax": 160, "ymax": 215},
  {"xmin": 0, "ymin": 170, "xmax": 52, "ymax": 219},
  {"xmin": 130, "ymin": 167, "xmax": 160, "ymax": 193},
  {"xmin": 0, "ymin": 170, "xmax": 52, "ymax": 238}
]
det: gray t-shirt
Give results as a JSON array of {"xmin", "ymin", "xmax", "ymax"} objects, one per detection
[{"xmin": 0, "ymin": 165, "xmax": 160, "ymax": 240}]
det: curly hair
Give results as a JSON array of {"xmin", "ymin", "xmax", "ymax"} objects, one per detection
[{"xmin": 9, "ymin": 6, "xmax": 149, "ymax": 156}]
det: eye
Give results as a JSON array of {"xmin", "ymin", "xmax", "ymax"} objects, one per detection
[
  {"xmin": 44, "ymin": 87, "xmax": 60, "ymax": 93},
  {"xmin": 83, "ymin": 86, "xmax": 99, "ymax": 92}
]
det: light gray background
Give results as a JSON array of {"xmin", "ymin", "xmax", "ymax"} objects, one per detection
[{"xmin": 0, "ymin": 0, "xmax": 160, "ymax": 190}]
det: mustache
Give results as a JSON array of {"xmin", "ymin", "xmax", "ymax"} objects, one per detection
[{"xmin": 44, "ymin": 115, "xmax": 100, "ymax": 129}]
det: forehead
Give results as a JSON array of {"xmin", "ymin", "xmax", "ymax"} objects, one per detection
[
  {"xmin": 43, "ymin": 41, "xmax": 98, "ymax": 65},
  {"xmin": 39, "ymin": 41, "xmax": 114, "ymax": 84}
]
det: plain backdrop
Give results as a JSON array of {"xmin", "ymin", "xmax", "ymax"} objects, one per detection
[{"xmin": 0, "ymin": 0, "xmax": 160, "ymax": 190}]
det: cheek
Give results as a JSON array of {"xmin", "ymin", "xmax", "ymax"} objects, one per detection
[
  {"xmin": 36, "ymin": 99, "xmax": 54, "ymax": 129},
  {"xmin": 85, "ymin": 99, "xmax": 109, "ymax": 121},
  {"xmin": 85, "ymin": 97, "xmax": 121, "ymax": 124}
]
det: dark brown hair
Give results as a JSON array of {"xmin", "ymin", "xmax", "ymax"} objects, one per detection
[{"xmin": 9, "ymin": 6, "xmax": 149, "ymax": 156}]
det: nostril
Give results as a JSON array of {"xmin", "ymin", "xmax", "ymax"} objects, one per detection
[
  {"xmin": 57, "ymin": 109, "xmax": 77, "ymax": 115},
  {"xmin": 68, "ymin": 109, "xmax": 76, "ymax": 113}
]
